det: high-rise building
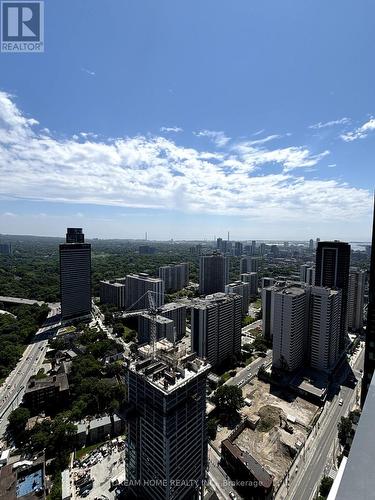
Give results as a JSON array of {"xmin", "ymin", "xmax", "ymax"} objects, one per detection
[
  {"xmin": 260, "ymin": 243, "xmax": 266, "ymax": 256},
  {"xmin": 59, "ymin": 228, "xmax": 91, "ymax": 322},
  {"xmin": 362, "ymin": 197, "xmax": 375, "ymax": 406},
  {"xmin": 99, "ymin": 280, "xmax": 126, "ymax": 309},
  {"xmin": 191, "ymin": 293, "xmax": 242, "ymax": 368},
  {"xmin": 0, "ymin": 242, "xmax": 12, "ymax": 255},
  {"xmin": 262, "ymin": 286, "xmax": 274, "ymax": 342},
  {"xmin": 159, "ymin": 263, "xmax": 189, "ymax": 293},
  {"xmin": 125, "ymin": 273, "xmax": 164, "ymax": 310},
  {"xmin": 300, "ymin": 264, "xmax": 315, "ymax": 285},
  {"xmin": 160, "ymin": 302, "xmax": 186, "ymax": 340},
  {"xmin": 251, "ymin": 240, "xmax": 257, "ymax": 256},
  {"xmin": 225, "ymin": 281, "xmax": 251, "ymax": 315},
  {"xmin": 315, "ymin": 241, "xmax": 351, "ymax": 352},
  {"xmin": 65, "ymin": 227, "xmax": 84, "ymax": 243},
  {"xmin": 125, "ymin": 340, "xmax": 210, "ymax": 500},
  {"xmin": 261, "ymin": 277, "xmax": 275, "ymax": 289},
  {"xmin": 347, "ymin": 269, "xmax": 365, "ymax": 331},
  {"xmin": 199, "ymin": 253, "xmax": 229, "ymax": 295},
  {"xmin": 309, "ymin": 239, "xmax": 314, "ymax": 251},
  {"xmin": 139, "ymin": 245, "xmax": 157, "ymax": 255},
  {"xmin": 234, "ymin": 241, "xmax": 243, "ymax": 257},
  {"xmin": 300, "ymin": 264, "xmax": 309, "ymax": 282},
  {"xmin": 272, "ymin": 286, "xmax": 308, "ymax": 372},
  {"xmin": 241, "ymin": 272, "xmax": 258, "ymax": 296},
  {"xmin": 240, "ymin": 256, "xmax": 260, "ymax": 275},
  {"xmin": 216, "ymin": 237, "xmax": 223, "ymax": 251},
  {"xmin": 308, "ymin": 286, "xmax": 341, "ymax": 373},
  {"xmin": 190, "ymin": 244, "xmax": 202, "ymax": 256},
  {"xmin": 137, "ymin": 313, "xmax": 174, "ymax": 344},
  {"xmin": 306, "ymin": 267, "xmax": 315, "ymax": 285}
]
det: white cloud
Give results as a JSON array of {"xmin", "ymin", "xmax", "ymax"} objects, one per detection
[
  {"xmin": 341, "ymin": 118, "xmax": 375, "ymax": 142},
  {"xmin": 0, "ymin": 92, "xmax": 371, "ymax": 226},
  {"xmin": 160, "ymin": 126, "xmax": 183, "ymax": 133},
  {"xmin": 81, "ymin": 68, "xmax": 96, "ymax": 76},
  {"xmin": 194, "ymin": 129, "xmax": 230, "ymax": 147},
  {"xmin": 245, "ymin": 134, "xmax": 281, "ymax": 146},
  {"xmin": 309, "ymin": 117, "xmax": 350, "ymax": 129}
]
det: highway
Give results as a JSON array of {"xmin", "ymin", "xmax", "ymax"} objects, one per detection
[
  {"xmin": 0, "ymin": 303, "xmax": 61, "ymax": 437},
  {"xmin": 0, "ymin": 296, "xmax": 59, "ymax": 308},
  {"xmin": 276, "ymin": 347, "xmax": 364, "ymax": 500}
]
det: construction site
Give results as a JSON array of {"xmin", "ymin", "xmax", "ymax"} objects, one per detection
[{"xmin": 215, "ymin": 377, "xmax": 320, "ymax": 488}]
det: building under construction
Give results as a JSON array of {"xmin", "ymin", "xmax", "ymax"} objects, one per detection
[{"xmin": 125, "ymin": 339, "xmax": 210, "ymax": 500}]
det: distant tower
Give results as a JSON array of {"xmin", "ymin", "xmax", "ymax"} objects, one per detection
[
  {"xmin": 315, "ymin": 241, "xmax": 351, "ymax": 353},
  {"xmin": 145, "ymin": 231, "xmax": 148, "ymax": 241},
  {"xmin": 60, "ymin": 228, "xmax": 92, "ymax": 322},
  {"xmin": 347, "ymin": 269, "xmax": 365, "ymax": 331},
  {"xmin": 199, "ymin": 253, "xmax": 229, "ymax": 295}
]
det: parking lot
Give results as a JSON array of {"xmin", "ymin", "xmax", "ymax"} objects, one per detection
[{"xmin": 71, "ymin": 438, "xmax": 125, "ymax": 499}]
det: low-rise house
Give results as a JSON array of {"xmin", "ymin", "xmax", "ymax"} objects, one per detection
[{"xmin": 23, "ymin": 374, "xmax": 69, "ymax": 415}]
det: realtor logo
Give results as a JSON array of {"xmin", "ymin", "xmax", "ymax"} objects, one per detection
[{"xmin": 1, "ymin": 1, "xmax": 44, "ymax": 52}]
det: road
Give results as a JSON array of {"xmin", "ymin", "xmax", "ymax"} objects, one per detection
[
  {"xmin": 0, "ymin": 303, "xmax": 61, "ymax": 437},
  {"xmin": 226, "ymin": 350, "xmax": 272, "ymax": 388},
  {"xmin": 91, "ymin": 303, "xmax": 130, "ymax": 355},
  {"xmin": 276, "ymin": 348, "xmax": 364, "ymax": 500},
  {"xmin": 0, "ymin": 296, "xmax": 59, "ymax": 308}
]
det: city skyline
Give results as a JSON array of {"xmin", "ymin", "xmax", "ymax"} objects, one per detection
[{"xmin": 0, "ymin": 1, "xmax": 375, "ymax": 240}]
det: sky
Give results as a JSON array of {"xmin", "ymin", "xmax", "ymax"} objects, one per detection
[{"xmin": 0, "ymin": 0, "xmax": 374, "ymax": 241}]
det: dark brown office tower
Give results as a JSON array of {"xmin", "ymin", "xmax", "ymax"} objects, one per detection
[
  {"xmin": 315, "ymin": 240, "xmax": 351, "ymax": 353},
  {"xmin": 65, "ymin": 227, "xmax": 85, "ymax": 243},
  {"xmin": 60, "ymin": 228, "xmax": 91, "ymax": 322},
  {"xmin": 362, "ymin": 197, "xmax": 375, "ymax": 407}
]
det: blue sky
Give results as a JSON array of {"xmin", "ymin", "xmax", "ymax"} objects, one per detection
[{"xmin": 0, "ymin": 0, "xmax": 374, "ymax": 240}]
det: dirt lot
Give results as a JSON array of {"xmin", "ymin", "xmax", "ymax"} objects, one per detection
[
  {"xmin": 242, "ymin": 379, "xmax": 318, "ymax": 427},
  {"xmin": 214, "ymin": 378, "xmax": 320, "ymax": 487}
]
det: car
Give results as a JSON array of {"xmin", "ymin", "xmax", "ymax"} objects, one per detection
[
  {"xmin": 229, "ymin": 493, "xmax": 237, "ymax": 500},
  {"xmin": 339, "ymin": 398, "xmax": 343, "ymax": 406}
]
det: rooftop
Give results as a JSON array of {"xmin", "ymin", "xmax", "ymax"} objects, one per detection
[
  {"xmin": 127, "ymin": 273, "xmax": 163, "ymax": 283},
  {"xmin": 25, "ymin": 373, "xmax": 69, "ymax": 394},
  {"xmin": 130, "ymin": 339, "xmax": 210, "ymax": 394},
  {"xmin": 139, "ymin": 313, "xmax": 174, "ymax": 325},
  {"xmin": 191, "ymin": 292, "xmax": 241, "ymax": 309},
  {"xmin": 222, "ymin": 439, "xmax": 273, "ymax": 489}
]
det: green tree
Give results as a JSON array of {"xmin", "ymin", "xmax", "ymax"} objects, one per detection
[
  {"xmin": 113, "ymin": 322, "xmax": 125, "ymax": 336},
  {"xmin": 319, "ymin": 476, "xmax": 333, "ymax": 498},
  {"xmin": 207, "ymin": 418, "xmax": 218, "ymax": 440},
  {"xmin": 212, "ymin": 385, "xmax": 244, "ymax": 414},
  {"xmin": 252, "ymin": 336, "xmax": 268, "ymax": 353},
  {"xmin": 8, "ymin": 407, "xmax": 30, "ymax": 440},
  {"xmin": 338, "ymin": 416, "xmax": 352, "ymax": 446}
]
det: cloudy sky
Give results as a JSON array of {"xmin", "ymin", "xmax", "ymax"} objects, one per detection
[{"xmin": 0, "ymin": 0, "xmax": 374, "ymax": 241}]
